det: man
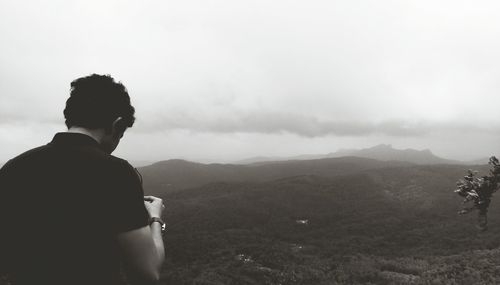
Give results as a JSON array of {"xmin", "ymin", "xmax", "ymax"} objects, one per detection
[{"xmin": 0, "ymin": 74, "xmax": 165, "ymax": 285}]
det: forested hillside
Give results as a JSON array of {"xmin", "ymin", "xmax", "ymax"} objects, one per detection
[{"xmin": 145, "ymin": 160, "xmax": 500, "ymax": 284}]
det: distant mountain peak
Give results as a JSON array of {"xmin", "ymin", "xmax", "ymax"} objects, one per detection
[
  {"xmin": 151, "ymin": 159, "xmax": 201, "ymax": 167},
  {"xmin": 330, "ymin": 144, "xmax": 457, "ymax": 165},
  {"xmin": 233, "ymin": 144, "xmax": 460, "ymax": 166},
  {"xmin": 372, "ymin": 144, "xmax": 393, "ymax": 149}
]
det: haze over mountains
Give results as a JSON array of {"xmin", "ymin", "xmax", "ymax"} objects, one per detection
[
  {"xmin": 234, "ymin": 144, "xmax": 463, "ymax": 165},
  {"xmin": 138, "ymin": 144, "xmax": 490, "ymax": 196}
]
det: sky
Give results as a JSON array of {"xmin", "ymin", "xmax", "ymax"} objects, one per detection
[{"xmin": 1, "ymin": 0, "xmax": 500, "ymax": 163}]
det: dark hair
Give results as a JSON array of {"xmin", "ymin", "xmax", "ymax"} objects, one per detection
[{"xmin": 64, "ymin": 74, "xmax": 135, "ymax": 131}]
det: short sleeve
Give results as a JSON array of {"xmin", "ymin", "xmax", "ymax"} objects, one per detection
[
  {"xmin": 0, "ymin": 165, "xmax": 9, "ymax": 271},
  {"xmin": 108, "ymin": 161, "xmax": 150, "ymax": 233}
]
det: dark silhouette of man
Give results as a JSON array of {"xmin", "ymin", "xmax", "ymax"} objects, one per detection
[{"xmin": 0, "ymin": 74, "xmax": 165, "ymax": 285}]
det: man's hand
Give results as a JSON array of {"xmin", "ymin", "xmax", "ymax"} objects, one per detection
[{"xmin": 144, "ymin": 196, "xmax": 164, "ymax": 218}]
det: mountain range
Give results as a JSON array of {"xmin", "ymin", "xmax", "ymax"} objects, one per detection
[
  {"xmin": 234, "ymin": 144, "xmax": 463, "ymax": 165},
  {"xmin": 139, "ymin": 156, "xmax": 413, "ymax": 195},
  {"xmin": 139, "ymin": 144, "xmax": 486, "ymax": 196}
]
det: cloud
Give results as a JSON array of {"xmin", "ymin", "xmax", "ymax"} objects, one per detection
[
  {"xmin": 0, "ymin": 105, "xmax": 61, "ymax": 126},
  {"xmin": 135, "ymin": 110, "xmax": 498, "ymax": 137}
]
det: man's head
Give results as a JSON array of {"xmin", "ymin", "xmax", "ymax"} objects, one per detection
[{"xmin": 64, "ymin": 74, "xmax": 135, "ymax": 153}]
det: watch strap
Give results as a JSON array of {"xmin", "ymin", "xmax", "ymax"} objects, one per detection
[{"xmin": 149, "ymin": 217, "xmax": 166, "ymax": 234}]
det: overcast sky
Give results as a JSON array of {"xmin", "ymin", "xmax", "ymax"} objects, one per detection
[{"xmin": 1, "ymin": 0, "xmax": 500, "ymax": 163}]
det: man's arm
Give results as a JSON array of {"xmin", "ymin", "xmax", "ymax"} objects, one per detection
[{"xmin": 116, "ymin": 196, "xmax": 165, "ymax": 284}]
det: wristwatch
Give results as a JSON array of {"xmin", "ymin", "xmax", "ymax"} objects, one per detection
[{"xmin": 149, "ymin": 217, "xmax": 166, "ymax": 234}]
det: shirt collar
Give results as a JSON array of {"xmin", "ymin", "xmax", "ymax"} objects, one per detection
[{"xmin": 50, "ymin": 132, "xmax": 101, "ymax": 149}]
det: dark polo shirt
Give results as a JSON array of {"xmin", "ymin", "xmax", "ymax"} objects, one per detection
[{"xmin": 0, "ymin": 133, "xmax": 149, "ymax": 285}]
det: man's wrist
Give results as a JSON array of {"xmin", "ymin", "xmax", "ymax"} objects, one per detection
[{"xmin": 148, "ymin": 217, "xmax": 166, "ymax": 234}]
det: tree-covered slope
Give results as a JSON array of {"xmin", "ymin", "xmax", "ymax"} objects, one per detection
[{"xmin": 156, "ymin": 163, "xmax": 500, "ymax": 284}]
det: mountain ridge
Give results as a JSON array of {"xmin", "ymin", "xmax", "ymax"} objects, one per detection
[
  {"xmin": 138, "ymin": 156, "xmax": 414, "ymax": 195},
  {"xmin": 234, "ymin": 144, "xmax": 462, "ymax": 165}
]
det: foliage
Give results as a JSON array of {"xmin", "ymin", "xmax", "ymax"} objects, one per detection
[{"xmin": 455, "ymin": 157, "xmax": 500, "ymax": 230}]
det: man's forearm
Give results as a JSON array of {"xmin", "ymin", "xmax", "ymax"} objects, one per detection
[{"xmin": 150, "ymin": 222, "xmax": 165, "ymax": 266}]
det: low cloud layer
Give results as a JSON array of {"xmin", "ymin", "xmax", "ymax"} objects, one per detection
[{"xmin": 137, "ymin": 111, "xmax": 499, "ymax": 138}]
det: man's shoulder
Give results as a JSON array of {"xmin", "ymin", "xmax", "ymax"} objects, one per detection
[
  {"xmin": 106, "ymin": 155, "xmax": 140, "ymax": 179},
  {"xmin": 107, "ymin": 155, "xmax": 135, "ymax": 170},
  {"xmin": 2, "ymin": 143, "xmax": 133, "ymax": 173},
  {"xmin": 1, "ymin": 145, "xmax": 49, "ymax": 171}
]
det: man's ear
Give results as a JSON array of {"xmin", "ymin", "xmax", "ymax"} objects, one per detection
[{"xmin": 112, "ymin": 117, "xmax": 126, "ymax": 136}]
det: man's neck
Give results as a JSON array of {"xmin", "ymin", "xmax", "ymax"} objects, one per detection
[{"xmin": 66, "ymin": 127, "xmax": 104, "ymax": 144}]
